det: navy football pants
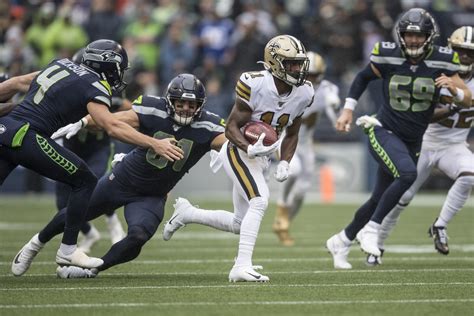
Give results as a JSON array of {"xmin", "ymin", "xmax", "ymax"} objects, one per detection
[
  {"xmin": 345, "ymin": 126, "xmax": 419, "ymax": 240},
  {"xmin": 0, "ymin": 130, "xmax": 97, "ymax": 245}
]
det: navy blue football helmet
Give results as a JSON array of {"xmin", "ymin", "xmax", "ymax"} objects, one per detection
[
  {"xmin": 82, "ymin": 39, "xmax": 129, "ymax": 92},
  {"xmin": 396, "ymin": 8, "xmax": 439, "ymax": 58},
  {"xmin": 166, "ymin": 73, "xmax": 206, "ymax": 125}
]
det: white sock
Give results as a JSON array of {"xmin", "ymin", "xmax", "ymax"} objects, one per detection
[
  {"xmin": 367, "ymin": 220, "xmax": 381, "ymax": 230},
  {"xmin": 59, "ymin": 243, "xmax": 76, "ymax": 255},
  {"xmin": 31, "ymin": 234, "xmax": 45, "ymax": 249},
  {"xmin": 234, "ymin": 207, "xmax": 265, "ymax": 267},
  {"xmin": 188, "ymin": 207, "xmax": 239, "ymax": 234},
  {"xmin": 379, "ymin": 203, "xmax": 406, "ymax": 249},
  {"xmin": 338, "ymin": 230, "xmax": 352, "ymax": 245},
  {"xmin": 106, "ymin": 213, "xmax": 119, "ymax": 225},
  {"xmin": 435, "ymin": 176, "xmax": 473, "ymax": 227}
]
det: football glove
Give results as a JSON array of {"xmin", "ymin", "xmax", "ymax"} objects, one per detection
[
  {"xmin": 111, "ymin": 153, "xmax": 126, "ymax": 168},
  {"xmin": 51, "ymin": 118, "xmax": 87, "ymax": 140},
  {"xmin": 274, "ymin": 160, "xmax": 290, "ymax": 182},
  {"xmin": 247, "ymin": 133, "xmax": 281, "ymax": 159},
  {"xmin": 355, "ymin": 115, "xmax": 382, "ymax": 129}
]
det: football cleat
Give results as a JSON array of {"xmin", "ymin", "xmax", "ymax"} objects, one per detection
[
  {"xmin": 56, "ymin": 248, "xmax": 103, "ymax": 268},
  {"xmin": 326, "ymin": 234, "xmax": 352, "ymax": 269},
  {"xmin": 366, "ymin": 249, "xmax": 385, "ymax": 266},
  {"xmin": 428, "ymin": 221, "xmax": 449, "ymax": 255},
  {"xmin": 106, "ymin": 214, "xmax": 126, "ymax": 245},
  {"xmin": 78, "ymin": 226, "xmax": 101, "ymax": 254},
  {"xmin": 163, "ymin": 197, "xmax": 193, "ymax": 241},
  {"xmin": 11, "ymin": 233, "xmax": 44, "ymax": 276},
  {"xmin": 56, "ymin": 266, "xmax": 98, "ymax": 279},
  {"xmin": 356, "ymin": 225, "xmax": 381, "ymax": 256},
  {"xmin": 229, "ymin": 266, "xmax": 270, "ymax": 282}
]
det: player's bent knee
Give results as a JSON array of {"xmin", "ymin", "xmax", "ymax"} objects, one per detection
[
  {"xmin": 231, "ymin": 218, "xmax": 241, "ymax": 234},
  {"xmin": 457, "ymin": 175, "xmax": 474, "ymax": 189},
  {"xmin": 399, "ymin": 172, "xmax": 417, "ymax": 187},
  {"xmin": 127, "ymin": 226, "xmax": 151, "ymax": 247},
  {"xmin": 249, "ymin": 196, "xmax": 268, "ymax": 212}
]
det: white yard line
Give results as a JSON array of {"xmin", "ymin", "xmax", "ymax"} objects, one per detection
[
  {"xmin": 1, "ymin": 268, "xmax": 473, "ymax": 278},
  {"xmin": 2, "ymin": 282, "xmax": 473, "ymax": 292},
  {"xmin": 1, "ymin": 299, "xmax": 474, "ymax": 309}
]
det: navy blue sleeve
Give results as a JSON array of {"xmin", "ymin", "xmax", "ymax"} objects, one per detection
[{"xmin": 347, "ymin": 63, "xmax": 379, "ymax": 100}]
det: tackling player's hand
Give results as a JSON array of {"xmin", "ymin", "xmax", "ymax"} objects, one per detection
[
  {"xmin": 336, "ymin": 108, "xmax": 353, "ymax": 132},
  {"xmin": 51, "ymin": 119, "xmax": 86, "ymax": 139},
  {"xmin": 435, "ymin": 73, "xmax": 457, "ymax": 96},
  {"xmin": 150, "ymin": 137, "xmax": 184, "ymax": 162}
]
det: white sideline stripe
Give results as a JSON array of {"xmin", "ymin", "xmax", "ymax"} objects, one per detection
[
  {"xmin": 2, "ymin": 282, "xmax": 473, "ymax": 292},
  {"xmin": 1, "ymin": 299, "xmax": 474, "ymax": 309},
  {"xmin": 1, "ymin": 256, "xmax": 474, "ymax": 266},
  {"xmin": 2, "ymin": 268, "xmax": 473, "ymax": 278}
]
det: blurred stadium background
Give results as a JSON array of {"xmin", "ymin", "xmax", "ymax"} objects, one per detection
[{"xmin": 2, "ymin": 0, "xmax": 474, "ymax": 198}]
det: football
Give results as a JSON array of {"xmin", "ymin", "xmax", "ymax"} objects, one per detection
[{"xmin": 243, "ymin": 121, "xmax": 278, "ymax": 146}]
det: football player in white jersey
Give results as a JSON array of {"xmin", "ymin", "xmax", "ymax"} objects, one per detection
[
  {"xmin": 273, "ymin": 52, "xmax": 340, "ymax": 246},
  {"xmin": 368, "ymin": 26, "xmax": 474, "ymax": 265},
  {"xmin": 162, "ymin": 35, "xmax": 314, "ymax": 282}
]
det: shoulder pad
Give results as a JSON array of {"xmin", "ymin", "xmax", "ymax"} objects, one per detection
[
  {"xmin": 424, "ymin": 45, "xmax": 460, "ymax": 72},
  {"xmin": 236, "ymin": 71, "xmax": 265, "ymax": 103},
  {"xmin": 371, "ymin": 42, "xmax": 399, "ymax": 56},
  {"xmin": 200, "ymin": 110, "xmax": 226, "ymax": 127}
]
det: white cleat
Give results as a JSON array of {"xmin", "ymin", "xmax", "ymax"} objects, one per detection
[
  {"xmin": 326, "ymin": 234, "xmax": 352, "ymax": 269},
  {"xmin": 56, "ymin": 248, "xmax": 103, "ymax": 269},
  {"xmin": 78, "ymin": 226, "xmax": 101, "ymax": 254},
  {"xmin": 162, "ymin": 198, "xmax": 194, "ymax": 241},
  {"xmin": 11, "ymin": 234, "xmax": 44, "ymax": 276},
  {"xmin": 356, "ymin": 225, "xmax": 381, "ymax": 257},
  {"xmin": 106, "ymin": 214, "xmax": 126, "ymax": 245},
  {"xmin": 56, "ymin": 265, "xmax": 98, "ymax": 279},
  {"xmin": 228, "ymin": 266, "xmax": 270, "ymax": 282}
]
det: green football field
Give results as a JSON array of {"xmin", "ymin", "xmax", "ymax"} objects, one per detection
[{"xmin": 1, "ymin": 195, "xmax": 473, "ymax": 316}]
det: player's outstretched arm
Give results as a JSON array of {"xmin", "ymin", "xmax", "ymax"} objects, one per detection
[
  {"xmin": 0, "ymin": 71, "xmax": 39, "ymax": 102},
  {"xmin": 336, "ymin": 63, "xmax": 381, "ymax": 132},
  {"xmin": 435, "ymin": 73, "xmax": 472, "ymax": 108},
  {"xmin": 210, "ymin": 133, "xmax": 227, "ymax": 151},
  {"xmin": 87, "ymin": 102, "xmax": 184, "ymax": 162}
]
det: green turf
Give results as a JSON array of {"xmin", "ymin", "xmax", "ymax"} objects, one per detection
[{"xmin": 1, "ymin": 195, "xmax": 473, "ymax": 315}]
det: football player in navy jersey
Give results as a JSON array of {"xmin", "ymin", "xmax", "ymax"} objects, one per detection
[
  {"xmin": 54, "ymin": 48, "xmax": 127, "ymax": 253},
  {"xmin": 12, "ymin": 73, "xmax": 227, "ymax": 278},
  {"xmin": 8, "ymin": 39, "xmax": 184, "ymax": 276},
  {"xmin": 326, "ymin": 8, "xmax": 472, "ymax": 269}
]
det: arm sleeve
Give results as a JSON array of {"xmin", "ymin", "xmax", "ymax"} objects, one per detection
[{"xmin": 347, "ymin": 63, "xmax": 379, "ymax": 100}]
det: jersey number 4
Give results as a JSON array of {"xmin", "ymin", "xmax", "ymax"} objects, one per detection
[
  {"xmin": 146, "ymin": 131, "xmax": 193, "ymax": 172},
  {"xmin": 34, "ymin": 65, "xmax": 70, "ymax": 104},
  {"xmin": 389, "ymin": 75, "xmax": 435, "ymax": 112}
]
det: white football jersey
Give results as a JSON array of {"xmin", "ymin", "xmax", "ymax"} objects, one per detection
[
  {"xmin": 236, "ymin": 70, "xmax": 314, "ymax": 135},
  {"xmin": 299, "ymin": 79, "xmax": 340, "ymax": 146},
  {"xmin": 422, "ymin": 77, "xmax": 474, "ymax": 150}
]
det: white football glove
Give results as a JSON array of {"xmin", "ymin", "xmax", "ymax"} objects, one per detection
[
  {"xmin": 274, "ymin": 160, "xmax": 290, "ymax": 182},
  {"xmin": 247, "ymin": 133, "xmax": 281, "ymax": 159},
  {"xmin": 111, "ymin": 153, "xmax": 127, "ymax": 168},
  {"xmin": 51, "ymin": 118, "xmax": 87, "ymax": 140},
  {"xmin": 355, "ymin": 115, "xmax": 382, "ymax": 129}
]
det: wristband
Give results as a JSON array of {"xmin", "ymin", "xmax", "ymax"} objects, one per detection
[
  {"xmin": 80, "ymin": 117, "xmax": 88, "ymax": 127},
  {"xmin": 453, "ymin": 87, "xmax": 464, "ymax": 103},
  {"xmin": 343, "ymin": 98, "xmax": 358, "ymax": 111}
]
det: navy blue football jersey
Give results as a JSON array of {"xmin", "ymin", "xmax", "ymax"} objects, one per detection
[
  {"xmin": 370, "ymin": 42, "xmax": 460, "ymax": 142},
  {"xmin": 112, "ymin": 95, "xmax": 225, "ymax": 196},
  {"xmin": 9, "ymin": 58, "xmax": 112, "ymax": 136}
]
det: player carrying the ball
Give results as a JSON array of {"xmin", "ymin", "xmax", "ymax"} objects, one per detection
[{"xmin": 162, "ymin": 35, "xmax": 315, "ymax": 282}]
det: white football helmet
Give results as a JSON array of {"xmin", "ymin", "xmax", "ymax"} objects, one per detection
[
  {"xmin": 263, "ymin": 35, "xmax": 309, "ymax": 87},
  {"xmin": 448, "ymin": 26, "xmax": 474, "ymax": 74}
]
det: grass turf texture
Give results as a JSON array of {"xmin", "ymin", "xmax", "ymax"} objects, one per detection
[{"xmin": 1, "ymin": 195, "xmax": 473, "ymax": 315}]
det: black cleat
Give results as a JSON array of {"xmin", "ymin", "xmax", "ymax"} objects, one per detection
[{"xmin": 428, "ymin": 220, "xmax": 449, "ymax": 255}]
